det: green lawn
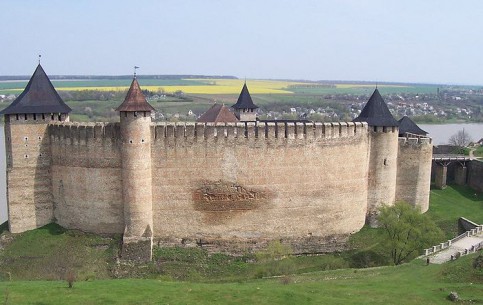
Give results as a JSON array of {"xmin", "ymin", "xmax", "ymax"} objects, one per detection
[
  {"xmin": 0, "ymin": 185, "xmax": 481, "ymax": 304},
  {"xmin": 0, "ymin": 254, "xmax": 481, "ymax": 305},
  {"xmin": 474, "ymin": 146, "xmax": 483, "ymax": 158},
  {"xmin": 426, "ymin": 185, "xmax": 483, "ymax": 238}
]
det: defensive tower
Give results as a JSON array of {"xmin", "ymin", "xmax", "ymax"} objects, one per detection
[
  {"xmin": 354, "ymin": 88, "xmax": 399, "ymax": 226},
  {"xmin": 395, "ymin": 116, "xmax": 432, "ymax": 212},
  {"xmin": 116, "ymin": 76, "xmax": 155, "ymax": 261},
  {"xmin": 231, "ymin": 83, "xmax": 258, "ymax": 121},
  {"xmin": 0, "ymin": 64, "xmax": 71, "ymax": 233}
]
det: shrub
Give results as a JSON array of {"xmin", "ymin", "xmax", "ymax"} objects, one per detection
[{"xmin": 65, "ymin": 270, "xmax": 76, "ymax": 288}]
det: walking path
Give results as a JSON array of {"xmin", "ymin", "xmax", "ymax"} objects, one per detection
[{"xmin": 429, "ymin": 232, "xmax": 483, "ymax": 264}]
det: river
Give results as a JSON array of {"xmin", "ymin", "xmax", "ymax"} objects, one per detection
[
  {"xmin": 419, "ymin": 123, "xmax": 483, "ymax": 145},
  {"xmin": 0, "ymin": 122, "xmax": 482, "ymax": 224}
]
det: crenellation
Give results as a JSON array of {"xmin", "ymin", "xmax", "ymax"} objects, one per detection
[
  {"xmin": 195, "ymin": 122, "xmax": 205, "ymax": 139},
  {"xmin": 94, "ymin": 123, "xmax": 104, "ymax": 139},
  {"xmin": 346, "ymin": 122, "xmax": 355, "ymax": 137},
  {"xmin": 185, "ymin": 122, "xmax": 195, "ymax": 138},
  {"xmin": 246, "ymin": 122, "xmax": 256, "ymax": 138},
  {"xmin": 339, "ymin": 122, "xmax": 348, "ymax": 137},
  {"xmin": 166, "ymin": 123, "xmax": 175, "ymax": 138},
  {"xmin": 255, "ymin": 122, "xmax": 265, "ymax": 138},
  {"xmin": 295, "ymin": 122, "xmax": 305, "ymax": 139},
  {"xmin": 204, "ymin": 123, "xmax": 217, "ymax": 138},
  {"xmin": 175, "ymin": 122, "xmax": 185, "ymax": 138},
  {"xmin": 286, "ymin": 122, "xmax": 296, "ymax": 139}
]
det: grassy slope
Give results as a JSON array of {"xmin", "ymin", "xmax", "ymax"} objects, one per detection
[
  {"xmin": 0, "ymin": 254, "xmax": 481, "ymax": 305},
  {"xmin": 426, "ymin": 185, "xmax": 483, "ymax": 238},
  {"xmin": 0, "ymin": 185, "xmax": 481, "ymax": 303},
  {"xmin": 0, "ymin": 224, "xmax": 119, "ymax": 281}
]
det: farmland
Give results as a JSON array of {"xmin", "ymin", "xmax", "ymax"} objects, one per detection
[
  {"xmin": 0, "ymin": 78, "xmax": 433, "ymax": 95},
  {"xmin": 0, "ymin": 76, "xmax": 482, "ymax": 123}
]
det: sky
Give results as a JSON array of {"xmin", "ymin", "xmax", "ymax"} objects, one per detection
[{"xmin": 1, "ymin": 0, "xmax": 483, "ymax": 85}]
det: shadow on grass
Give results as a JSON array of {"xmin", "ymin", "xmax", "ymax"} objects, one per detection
[
  {"xmin": 39, "ymin": 223, "xmax": 67, "ymax": 236},
  {"xmin": 449, "ymin": 184, "xmax": 482, "ymax": 201},
  {"xmin": 431, "ymin": 184, "xmax": 482, "ymax": 202},
  {"xmin": 0, "ymin": 221, "xmax": 8, "ymax": 234}
]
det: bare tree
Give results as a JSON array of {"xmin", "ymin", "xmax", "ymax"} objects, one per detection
[{"xmin": 448, "ymin": 129, "xmax": 473, "ymax": 147}]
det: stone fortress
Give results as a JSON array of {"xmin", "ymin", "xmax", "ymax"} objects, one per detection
[{"xmin": 1, "ymin": 64, "xmax": 433, "ymax": 260}]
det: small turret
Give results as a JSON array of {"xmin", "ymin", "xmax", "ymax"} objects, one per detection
[
  {"xmin": 354, "ymin": 89, "xmax": 399, "ymax": 226},
  {"xmin": 231, "ymin": 83, "xmax": 258, "ymax": 122},
  {"xmin": 117, "ymin": 77, "xmax": 155, "ymax": 262},
  {"xmin": 397, "ymin": 116, "xmax": 427, "ymax": 137}
]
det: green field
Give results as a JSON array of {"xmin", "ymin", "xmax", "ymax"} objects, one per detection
[
  {"xmin": 0, "ymin": 79, "xmax": 205, "ymax": 91},
  {"xmin": 0, "ymin": 185, "xmax": 481, "ymax": 304},
  {"xmin": 0, "ymin": 254, "xmax": 481, "ymax": 305}
]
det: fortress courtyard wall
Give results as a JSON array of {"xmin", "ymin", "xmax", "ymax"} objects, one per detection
[{"xmin": 150, "ymin": 121, "xmax": 370, "ymax": 249}]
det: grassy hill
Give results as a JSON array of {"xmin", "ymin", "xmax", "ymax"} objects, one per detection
[
  {"xmin": 0, "ymin": 254, "xmax": 481, "ymax": 304},
  {"xmin": 0, "ymin": 185, "xmax": 481, "ymax": 303}
]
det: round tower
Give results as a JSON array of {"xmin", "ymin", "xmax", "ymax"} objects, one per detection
[
  {"xmin": 116, "ymin": 76, "xmax": 155, "ymax": 261},
  {"xmin": 354, "ymin": 89, "xmax": 399, "ymax": 227}
]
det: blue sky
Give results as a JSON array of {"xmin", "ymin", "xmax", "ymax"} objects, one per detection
[{"xmin": 1, "ymin": 0, "xmax": 482, "ymax": 84}]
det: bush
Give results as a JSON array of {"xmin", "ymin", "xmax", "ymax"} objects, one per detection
[
  {"xmin": 65, "ymin": 270, "xmax": 76, "ymax": 288},
  {"xmin": 473, "ymin": 253, "xmax": 483, "ymax": 270}
]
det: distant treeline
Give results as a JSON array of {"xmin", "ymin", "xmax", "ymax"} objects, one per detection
[{"xmin": 0, "ymin": 75, "xmax": 238, "ymax": 81}]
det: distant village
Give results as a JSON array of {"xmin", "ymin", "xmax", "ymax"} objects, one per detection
[{"xmin": 1, "ymin": 83, "xmax": 482, "ymax": 124}]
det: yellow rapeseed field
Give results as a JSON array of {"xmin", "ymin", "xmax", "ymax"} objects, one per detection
[{"xmin": 55, "ymin": 79, "xmax": 306, "ymax": 94}]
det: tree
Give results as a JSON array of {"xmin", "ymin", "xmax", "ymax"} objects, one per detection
[
  {"xmin": 378, "ymin": 202, "xmax": 444, "ymax": 265},
  {"xmin": 448, "ymin": 129, "xmax": 473, "ymax": 147}
]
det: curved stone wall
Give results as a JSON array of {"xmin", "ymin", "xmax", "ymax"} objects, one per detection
[{"xmin": 151, "ymin": 122, "xmax": 370, "ymax": 242}]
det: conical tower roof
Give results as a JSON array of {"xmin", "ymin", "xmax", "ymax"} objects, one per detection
[
  {"xmin": 197, "ymin": 103, "xmax": 239, "ymax": 123},
  {"xmin": 0, "ymin": 64, "xmax": 71, "ymax": 115},
  {"xmin": 353, "ymin": 88, "xmax": 398, "ymax": 127},
  {"xmin": 398, "ymin": 116, "xmax": 427, "ymax": 136},
  {"xmin": 232, "ymin": 83, "xmax": 258, "ymax": 109},
  {"xmin": 116, "ymin": 78, "xmax": 155, "ymax": 112}
]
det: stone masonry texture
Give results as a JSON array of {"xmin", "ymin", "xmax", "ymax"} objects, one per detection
[{"xmin": 4, "ymin": 119, "xmax": 433, "ymax": 253}]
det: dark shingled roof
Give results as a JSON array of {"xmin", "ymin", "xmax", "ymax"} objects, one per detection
[
  {"xmin": 353, "ymin": 88, "xmax": 398, "ymax": 127},
  {"xmin": 0, "ymin": 64, "xmax": 71, "ymax": 115},
  {"xmin": 116, "ymin": 78, "xmax": 155, "ymax": 112},
  {"xmin": 398, "ymin": 116, "xmax": 428, "ymax": 136},
  {"xmin": 197, "ymin": 103, "xmax": 239, "ymax": 123},
  {"xmin": 232, "ymin": 83, "xmax": 258, "ymax": 110}
]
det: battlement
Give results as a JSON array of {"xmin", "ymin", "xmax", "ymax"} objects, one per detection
[
  {"xmin": 6, "ymin": 113, "xmax": 69, "ymax": 123},
  {"xmin": 151, "ymin": 121, "xmax": 368, "ymax": 140},
  {"xmin": 398, "ymin": 133, "xmax": 432, "ymax": 145},
  {"xmin": 370, "ymin": 125, "xmax": 398, "ymax": 133},
  {"xmin": 49, "ymin": 121, "xmax": 120, "ymax": 143}
]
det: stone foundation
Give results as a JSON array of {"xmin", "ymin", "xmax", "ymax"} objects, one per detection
[
  {"xmin": 121, "ymin": 236, "xmax": 153, "ymax": 262},
  {"xmin": 155, "ymin": 235, "xmax": 350, "ymax": 256}
]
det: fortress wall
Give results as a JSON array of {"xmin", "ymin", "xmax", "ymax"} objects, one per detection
[
  {"xmin": 4, "ymin": 114, "xmax": 54, "ymax": 233},
  {"xmin": 49, "ymin": 122, "xmax": 124, "ymax": 234},
  {"xmin": 395, "ymin": 137, "xmax": 433, "ymax": 212},
  {"xmin": 468, "ymin": 160, "xmax": 483, "ymax": 192},
  {"xmin": 150, "ymin": 122, "xmax": 370, "ymax": 245},
  {"xmin": 366, "ymin": 126, "xmax": 399, "ymax": 225}
]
